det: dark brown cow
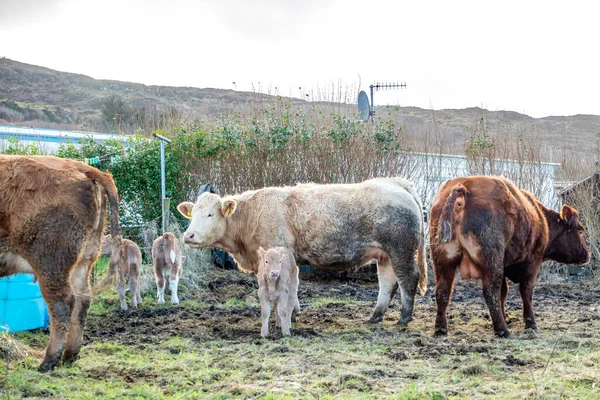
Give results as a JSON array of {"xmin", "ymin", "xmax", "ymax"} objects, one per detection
[
  {"xmin": 0, "ymin": 155, "xmax": 121, "ymax": 371},
  {"xmin": 429, "ymin": 176, "xmax": 589, "ymax": 337}
]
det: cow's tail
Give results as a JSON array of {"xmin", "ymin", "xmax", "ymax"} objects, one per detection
[
  {"xmin": 404, "ymin": 182, "xmax": 428, "ymax": 296},
  {"xmin": 439, "ymin": 184, "xmax": 468, "ymax": 243},
  {"xmin": 417, "ymin": 229, "xmax": 427, "ymax": 296},
  {"xmin": 87, "ymin": 168, "xmax": 122, "ymax": 293}
]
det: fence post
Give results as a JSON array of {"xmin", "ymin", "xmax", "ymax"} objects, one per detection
[
  {"xmin": 153, "ymin": 133, "xmax": 172, "ymax": 235},
  {"xmin": 162, "ymin": 198, "xmax": 170, "ymax": 234}
]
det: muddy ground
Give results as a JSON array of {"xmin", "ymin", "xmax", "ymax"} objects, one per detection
[{"xmin": 84, "ymin": 268, "xmax": 600, "ymax": 364}]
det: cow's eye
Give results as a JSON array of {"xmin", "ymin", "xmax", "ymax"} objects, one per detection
[
  {"xmin": 579, "ymin": 231, "xmax": 585, "ymax": 237},
  {"xmin": 207, "ymin": 213, "xmax": 213, "ymax": 218}
]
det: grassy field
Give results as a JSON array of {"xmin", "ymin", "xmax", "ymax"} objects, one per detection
[{"xmin": 1, "ymin": 267, "xmax": 599, "ymax": 399}]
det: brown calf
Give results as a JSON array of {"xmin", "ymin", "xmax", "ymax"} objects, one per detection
[
  {"xmin": 0, "ymin": 155, "xmax": 121, "ymax": 371},
  {"xmin": 97, "ymin": 234, "xmax": 142, "ymax": 311},
  {"xmin": 257, "ymin": 246, "xmax": 300, "ymax": 337},
  {"xmin": 152, "ymin": 232, "xmax": 183, "ymax": 304},
  {"xmin": 429, "ymin": 176, "xmax": 589, "ymax": 337}
]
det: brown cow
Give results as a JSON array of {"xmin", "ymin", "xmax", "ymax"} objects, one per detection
[
  {"xmin": 257, "ymin": 246, "xmax": 300, "ymax": 337},
  {"xmin": 429, "ymin": 176, "xmax": 589, "ymax": 337},
  {"xmin": 97, "ymin": 234, "xmax": 142, "ymax": 310},
  {"xmin": 152, "ymin": 232, "xmax": 183, "ymax": 304},
  {"xmin": 0, "ymin": 155, "xmax": 121, "ymax": 371}
]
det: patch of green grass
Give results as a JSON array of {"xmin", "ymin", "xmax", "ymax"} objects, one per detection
[
  {"xmin": 1, "ymin": 276, "xmax": 599, "ymax": 399},
  {"xmin": 224, "ymin": 297, "xmax": 247, "ymax": 308}
]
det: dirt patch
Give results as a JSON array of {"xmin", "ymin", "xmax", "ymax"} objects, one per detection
[{"xmin": 83, "ymin": 269, "xmax": 600, "ymax": 393}]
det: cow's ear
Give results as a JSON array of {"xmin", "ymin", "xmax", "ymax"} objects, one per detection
[
  {"xmin": 221, "ymin": 200, "xmax": 237, "ymax": 217},
  {"xmin": 561, "ymin": 205, "xmax": 575, "ymax": 223},
  {"xmin": 177, "ymin": 202, "xmax": 195, "ymax": 219},
  {"xmin": 258, "ymin": 246, "xmax": 266, "ymax": 258}
]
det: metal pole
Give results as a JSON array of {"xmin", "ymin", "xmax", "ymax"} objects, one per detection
[
  {"xmin": 160, "ymin": 140, "xmax": 166, "ymax": 233},
  {"xmin": 153, "ymin": 133, "xmax": 172, "ymax": 235}
]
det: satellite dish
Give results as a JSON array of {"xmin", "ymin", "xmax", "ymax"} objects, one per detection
[{"xmin": 358, "ymin": 90, "xmax": 370, "ymax": 121}]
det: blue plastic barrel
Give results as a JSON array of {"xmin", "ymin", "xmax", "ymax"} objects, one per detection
[{"xmin": 0, "ymin": 274, "xmax": 50, "ymax": 332}]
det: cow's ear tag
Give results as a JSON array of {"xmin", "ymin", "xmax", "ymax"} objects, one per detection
[
  {"xmin": 222, "ymin": 200, "xmax": 237, "ymax": 216},
  {"xmin": 186, "ymin": 211, "xmax": 192, "ymax": 217}
]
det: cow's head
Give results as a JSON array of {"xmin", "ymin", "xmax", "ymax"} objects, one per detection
[
  {"xmin": 547, "ymin": 205, "xmax": 590, "ymax": 265},
  {"xmin": 258, "ymin": 247, "xmax": 286, "ymax": 300},
  {"xmin": 100, "ymin": 234, "xmax": 113, "ymax": 256},
  {"xmin": 178, "ymin": 193, "xmax": 237, "ymax": 248}
]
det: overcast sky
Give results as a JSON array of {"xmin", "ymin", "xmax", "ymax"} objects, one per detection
[{"xmin": 1, "ymin": 0, "xmax": 598, "ymax": 118}]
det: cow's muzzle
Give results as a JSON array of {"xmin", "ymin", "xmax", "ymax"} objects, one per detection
[{"xmin": 183, "ymin": 231, "xmax": 203, "ymax": 247}]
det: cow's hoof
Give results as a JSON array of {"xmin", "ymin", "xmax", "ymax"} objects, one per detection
[
  {"xmin": 525, "ymin": 323, "xmax": 539, "ymax": 331},
  {"xmin": 367, "ymin": 314, "xmax": 383, "ymax": 324},
  {"xmin": 61, "ymin": 351, "xmax": 79, "ymax": 366},
  {"xmin": 38, "ymin": 360, "xmax": 60, "ymax": 373},
  {"xmin": 158, "ymin": 299, "xmax": 165, "ymax": 305},
  {"xmin": 434, "ymin": 327, "xmax": 448, "ymax": 336},
  {"xmin": 398, "ymin": 316, "xmax": 413, "ymax": 327},
  {"xmin": 495, "ymin": 329, "xmax": 511, "ymax": 338}
]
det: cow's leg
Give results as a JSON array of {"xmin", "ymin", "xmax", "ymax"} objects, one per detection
[
  {"xmin": 394, "ymin": 254, "xmax": 420, "ymax": 326},
  {"xmin": 274, "ymin": 301, "xmax": 281, "ymax": 327},
  {"xmin": 501, "ymin": 277, "xmax": 509, "ymax": 319},
  {"xmin": 433, "ymin": 253, "xmax": 459, "ymax": 336},
  {"xmin": 37, "ymin": 278, "xmax": 74, "ymax": 372},
  {"xmin": 369, "ymin": 258, "xmax": 398, "ymax": 323},
  {"xmin": 129, "ymin": 264, "xmax": 140, "ymax": 309},
  {"xmin": 287, "ymin": 293, "xmax": 295, "ymax": 330},
  {"xmin": 117, "ymin": 273, "xmax": 128, "ymax": 311},
  {"xmin": 63, "ymin": 250, "xmax": 96, "ymax": 366},
  {"xmin": 136, "ymin": 284, "xmax": 143, "ymax": 306},
  {"xmin": 259, "ymin": 290, "xmax": 271, "ymax": 337},
  {"xmin": 292, "ymin": 288, "xmax": 300, "ymax": 322},
  {"xmin": 519, "ymin": 265, "xmax": 541, "ymax": 330},
  {"xmin": 156, "ymin": 270, "xmax": 166, "ymax": 304},
  {"xmin": 170, "ymin": 265, "xmax": 180, "ymax": 304},
  {"xmin": 277, "ymin": 296, "xmax": 290, "ymax": 336},
  {"xmin": 481, "ymin": 252, "xmax": 510, "ymax": 338}
]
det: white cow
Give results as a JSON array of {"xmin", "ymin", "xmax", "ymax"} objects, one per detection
[
  {"xmin": 178, "ymin": 177, "xmax": 427, "ymax": 325},
  {"xmin": 257, "ymin": 246, "xmax": 300, "ymax": 337}
]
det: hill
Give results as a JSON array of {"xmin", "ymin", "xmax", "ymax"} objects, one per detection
[{"xmin": 1, "ymin": 58, "xmax": 599, "ymax": 158}]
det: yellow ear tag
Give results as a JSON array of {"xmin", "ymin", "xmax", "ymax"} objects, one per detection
[
  {"xmin": 224, "ymin": 207, "xmax": 231, "ymax": 216},
  {"xmin": 186, "ymin": 211, "xmax": 192, "ymax": 217}
]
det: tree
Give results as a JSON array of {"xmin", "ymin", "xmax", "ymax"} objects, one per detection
[{"xmin": 101, "ymin": 95, "xmax": 131, "ymax": 132}]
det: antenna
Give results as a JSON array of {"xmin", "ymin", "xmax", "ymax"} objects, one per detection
[{"xmin": 368, "ymin": 81, "xmax": 407, "ymax": 127}]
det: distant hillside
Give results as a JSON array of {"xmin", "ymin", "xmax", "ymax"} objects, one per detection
[{"xmin": 1, "ymin": 58, "xmax": 599, "ymax": 157}]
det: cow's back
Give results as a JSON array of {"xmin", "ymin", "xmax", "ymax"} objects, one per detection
[
  {"xmin": 431, "ymin": 176, "xmax": 548, "ymax": 266},
  {"xmin": 283, "ymin": 178, "xmax": 423, "ymax": 269},
  {"xmin": 0, "ymin": 156, "xmax": 105, "ymax": 277}
]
